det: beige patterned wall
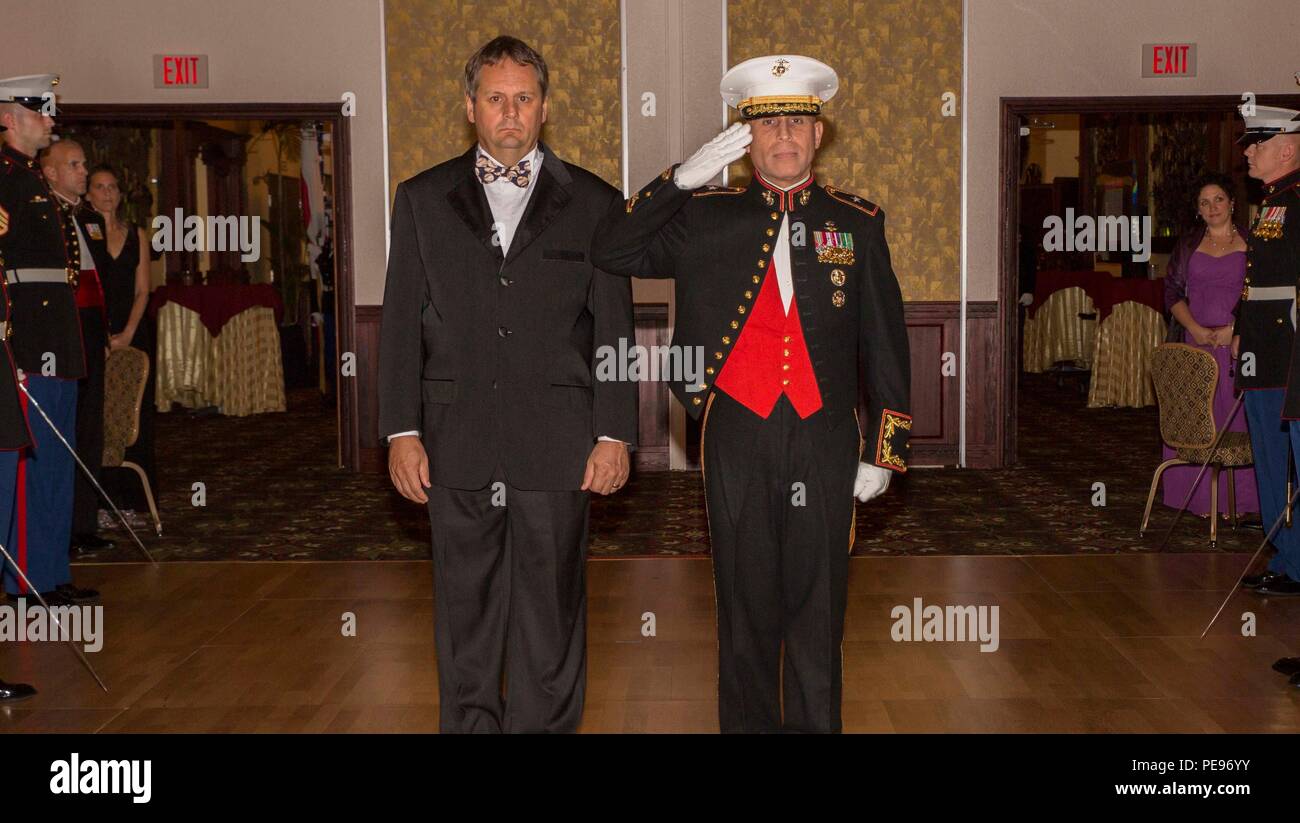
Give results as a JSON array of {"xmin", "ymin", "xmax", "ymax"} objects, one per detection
[
  {"xmin": 384, "ymin": 0, "xmax": 622, "ymax": 196},
  {"xmin": 728, "ymin": 0, "xmax": 963, "ymax": 301}
]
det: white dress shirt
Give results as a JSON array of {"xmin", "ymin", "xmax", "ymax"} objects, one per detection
[
  {"xmin": 769, "ymin": 172, "xmax": 810, "ymax": 315},
  {"xmin": 478, "ymin": 144, "xmax": 541, "ymax": 255}
]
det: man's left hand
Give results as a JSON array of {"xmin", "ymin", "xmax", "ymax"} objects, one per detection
[{"xmin": 582, "ymin": 440, "xmax": 630, "ymax": 495}]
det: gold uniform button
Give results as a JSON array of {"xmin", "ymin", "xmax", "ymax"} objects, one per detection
[
  {"xmin": 782, "ymin": 363, "xmax": 791, "ymax": 371},
  {"xmin": 1278, "ymin": 318, "xmax": 1285, "ymax": 325},
  {"xmin": 737, "ymin": 305, "xmax": 746, "ymax": 314},
  {"xmin": 730, "ymin": 320, "xmax": 739, "ymax": 329},
  {"xmin": 757, "ymin": 260, "xmax": 766, "ymax": 268},
  {"xmin": 770, "ymin": 212, "xmax": 779, "ymax": 220},
  {"xmin": 722, "ymin": 336, "xmax": 731, "ymax": 345},
  {"xmin": 782, "ymin": 378, "xmax": 790, "ymax": 386},
  {"xmin": 762, "ymin": 244, "xmax": 771, "ymax": 253},
  {"xmin": 714, "ymin": 352, "xmax": 723, "ymax": 360},
  {"xmin": 42, "ymin": 299, "xmax": 50, "ymax": 306},
  {"xmin": 706, "ymin": 366, "xmax": 715, "ymax": 375},
  {"xmin": 744, "ymin": 290, "xmax": 753, "ymax": 299},
  {"xmin": 693, "ymin": 397, "xmax": 702, "ymax": 406},
  {"xmin": 752, "ymin": 275, "xmax": 761, "ymax": 284},
  {"xmin": 766, "ymin": 228, "xmax": 775, "ymax": 237},
  {"xmin": 783, "ymin": 349, "xmax": 791, "ymax": 357},
  {"xmin": 783, "ymin": 335, "xmax": 792, "ymax": 343}
]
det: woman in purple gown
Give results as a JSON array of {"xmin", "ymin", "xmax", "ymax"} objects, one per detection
[{"xmin": 1161, "ymin": 173, "xmax": 1257, "ymax": 516}]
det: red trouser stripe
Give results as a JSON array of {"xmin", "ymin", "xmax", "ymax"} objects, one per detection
[{"xmin": 14, "ymin": 381, "xmax": 29, "ymax": 593}]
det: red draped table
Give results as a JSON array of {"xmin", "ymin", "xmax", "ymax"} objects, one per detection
[{"xmin": 150, "ymin": 283, "xmax": 287, "ymax": 416}]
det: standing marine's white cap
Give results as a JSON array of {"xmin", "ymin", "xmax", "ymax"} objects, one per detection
[
  {"xmin": 1237, "ymin": 104, "xmax": 1300, "ymax": 146},
  {"xmin": 0, "ymin": 74, "xmax": 59, "ymax": 113},
  {"xmin": 720, "ymin": 55, "xmax": 837, "ymax": 120}
]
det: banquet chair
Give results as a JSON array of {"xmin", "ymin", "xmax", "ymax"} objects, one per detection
[
  {"xmin": 102, "ymin": 347, "xmax": 163, "ymax": 536},
  {"xmin": 1140, "ymin": 343, "xmax": 1252, "ymax": 548}
]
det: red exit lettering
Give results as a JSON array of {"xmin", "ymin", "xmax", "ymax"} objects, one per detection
[
  {"xmin": 162, "ymin": 56, "xmax": 200, "ymax": 86},
  {"xmin": 1152, "ymin": 44, "xmax": 1191, "ymax": 75}
]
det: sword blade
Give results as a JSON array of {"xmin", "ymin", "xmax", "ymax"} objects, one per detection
[
  {"xmin": 0, "ymin": 539, "xmax": 109, "ymax": 692},
  {"xmin": 1156, "ymin": 393, "xmax": 1245, "ymax": 552},
  {"xmin": 17, "ymin": 381, "xmax": 156, "ymax": 565},
  {"xmin": 1200, "ymin": 480, "xmax": 1300, "ymax": 638}
]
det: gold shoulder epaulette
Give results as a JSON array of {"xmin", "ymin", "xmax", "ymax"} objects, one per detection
[
  {"xmin": 825, "ymin": 185, "xmax": 880, "ymax": 217},
  {"xmin": 692, "ymin": 185, "xmax": 744, "ymax": 197}
]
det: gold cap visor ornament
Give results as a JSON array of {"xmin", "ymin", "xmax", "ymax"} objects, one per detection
[{"xmin": 720, "ymin": 55, "xmax": 838, "ymax": 120}]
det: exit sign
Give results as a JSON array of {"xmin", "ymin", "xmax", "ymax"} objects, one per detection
[
  {"xmin": 153, "ymin": 54, "xmax": 209, "ymax": 88},
  {"xmin": 1142, "ymin": 43, "xmax": 1196, "ymax": 77}
]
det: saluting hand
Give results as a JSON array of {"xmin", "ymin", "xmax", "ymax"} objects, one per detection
[{"xmin": 674, "ymin": 122, "xmax": 752, "ymax": 190}]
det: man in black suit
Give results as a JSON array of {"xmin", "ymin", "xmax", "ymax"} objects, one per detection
[{"xmin": 379, "ymin": 36, "xmax": 638, "ymax": 733}]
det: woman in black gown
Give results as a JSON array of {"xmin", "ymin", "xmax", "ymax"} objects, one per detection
[{"xmin": 85, "ymin": 165, "xmax": 156, "ymax": 512}]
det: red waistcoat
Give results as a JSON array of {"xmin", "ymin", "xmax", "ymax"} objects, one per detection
[{"xmin": 714, "ymin": 259, "xmax": 823, "ymax": 418}]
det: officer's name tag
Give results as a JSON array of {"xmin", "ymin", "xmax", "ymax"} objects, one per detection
[{"xmin": 814, "ymin": 230, "xmax": 854, "ymax": 265}]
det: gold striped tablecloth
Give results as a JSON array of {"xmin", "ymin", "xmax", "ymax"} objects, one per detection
[
  {"xmin": 1086, "ymin": 302, "xmax": 1166, "ymax": 409},
  {"xmin": 155, "ymin": 302, "xmax": 286, "ymax": 416},
  {"xmin": 1022, "ymin": 287, "xmax": 1098, "ymax": 373}
]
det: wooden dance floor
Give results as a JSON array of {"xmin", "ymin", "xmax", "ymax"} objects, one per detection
[{"xmin": 1, "ymin": 554, "xmax": 1297, "ymax": 733}]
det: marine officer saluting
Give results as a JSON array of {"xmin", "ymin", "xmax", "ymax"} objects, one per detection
[
  {"xmin": 592, "ymin": 55, "xmax": 911, "ymax": 733},
  {"xmin": 0, "ymin": 74, "xmax": 96, "ymax": 606}
]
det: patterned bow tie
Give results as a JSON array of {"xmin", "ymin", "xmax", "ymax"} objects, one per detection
[{"xmin": 475, "ymin": 153, "xmax": 531, "ymax": 188}]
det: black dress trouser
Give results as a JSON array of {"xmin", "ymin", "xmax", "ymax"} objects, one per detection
[
  {"xmin": 72, "ymin": 307, "xmax": 106, "ymax": 537},
  {"xmin": 701, "ymin": 390, "xmax": 861, "ymax": 733},
  {"xmin": 426, "ymin": 468, "xmax": 589, "ymax": 733}
]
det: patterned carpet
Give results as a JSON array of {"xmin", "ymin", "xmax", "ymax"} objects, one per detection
[{"xmin": 80, "ymin": 375, "xmax": 1263, "ymax": 562}]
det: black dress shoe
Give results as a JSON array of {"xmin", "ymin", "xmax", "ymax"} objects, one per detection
[
  {"xmin": 54, "ymin": 583, "xmax": 99, "ymax": 602},
  {"xmin": 1255, "ymin": 576, "xmax": 1300, "ymax": 597},
  {"xmin": 1242, "ymin": 571, "xmax": 1286, "ymax": 589},
  {"xmin": 1273, "ymin": 657, "xmax": 1300, "ymax": 676},
  {"xmin": 70, "ymin": 533, "xmax": 115, "ymax": 552},
  {"xmin": 19, "ymin": 591, "xmax": 75, "ymax": 608},
  {"xmin": 0, "ymin": 679, "xmax": 36, "ymax": 702}
]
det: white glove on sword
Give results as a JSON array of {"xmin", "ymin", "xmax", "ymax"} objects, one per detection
[{"xmin": 674, "ymin": 122, "xmax": 753, "ymax": 190}]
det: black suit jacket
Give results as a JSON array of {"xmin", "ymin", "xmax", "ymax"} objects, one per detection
[
  {"xmin": 591, "ymin": 169, "xmax": 912, "ymax": 471},
  {"xmin": 378, "ymin": 144, "xmax": 638, "ymax": 491}
]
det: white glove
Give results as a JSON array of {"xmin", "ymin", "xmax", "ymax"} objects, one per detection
[
  {"xmin": 674, "ymin": 123, "xmax": 752, "ymax": 190},
  {"xmin": 853, "ymin": 462, "xmax": 891, "ymax": 502},
  {"xmin": 1018, "ymin": 292, "xmax": 1033, "ymax": 307}
]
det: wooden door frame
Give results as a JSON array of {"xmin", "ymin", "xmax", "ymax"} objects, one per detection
[
  {"xmin": 998, "ymin": 94, "xmax": 1300, "ymax": 468},
  {"xmin": 57, "ymin": 102, "xmax": 359, "ymax": 470}
]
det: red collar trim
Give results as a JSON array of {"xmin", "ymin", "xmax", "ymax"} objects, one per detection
[{"xmin": 754, "ymin": 172, "xmax": 815, "ymax": 211}]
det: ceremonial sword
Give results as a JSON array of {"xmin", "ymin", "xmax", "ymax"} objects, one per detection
[
  {"xmin": 1200, "ymin": 479, "xmax": 1300, "ymax": 638},
  {"xmin": 0, "ymin": 538, "xmax": 108, "ymax": 692},
  {"xmin": 17, "ymin": 382, "xmax": 156, "ymax": 565}
]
